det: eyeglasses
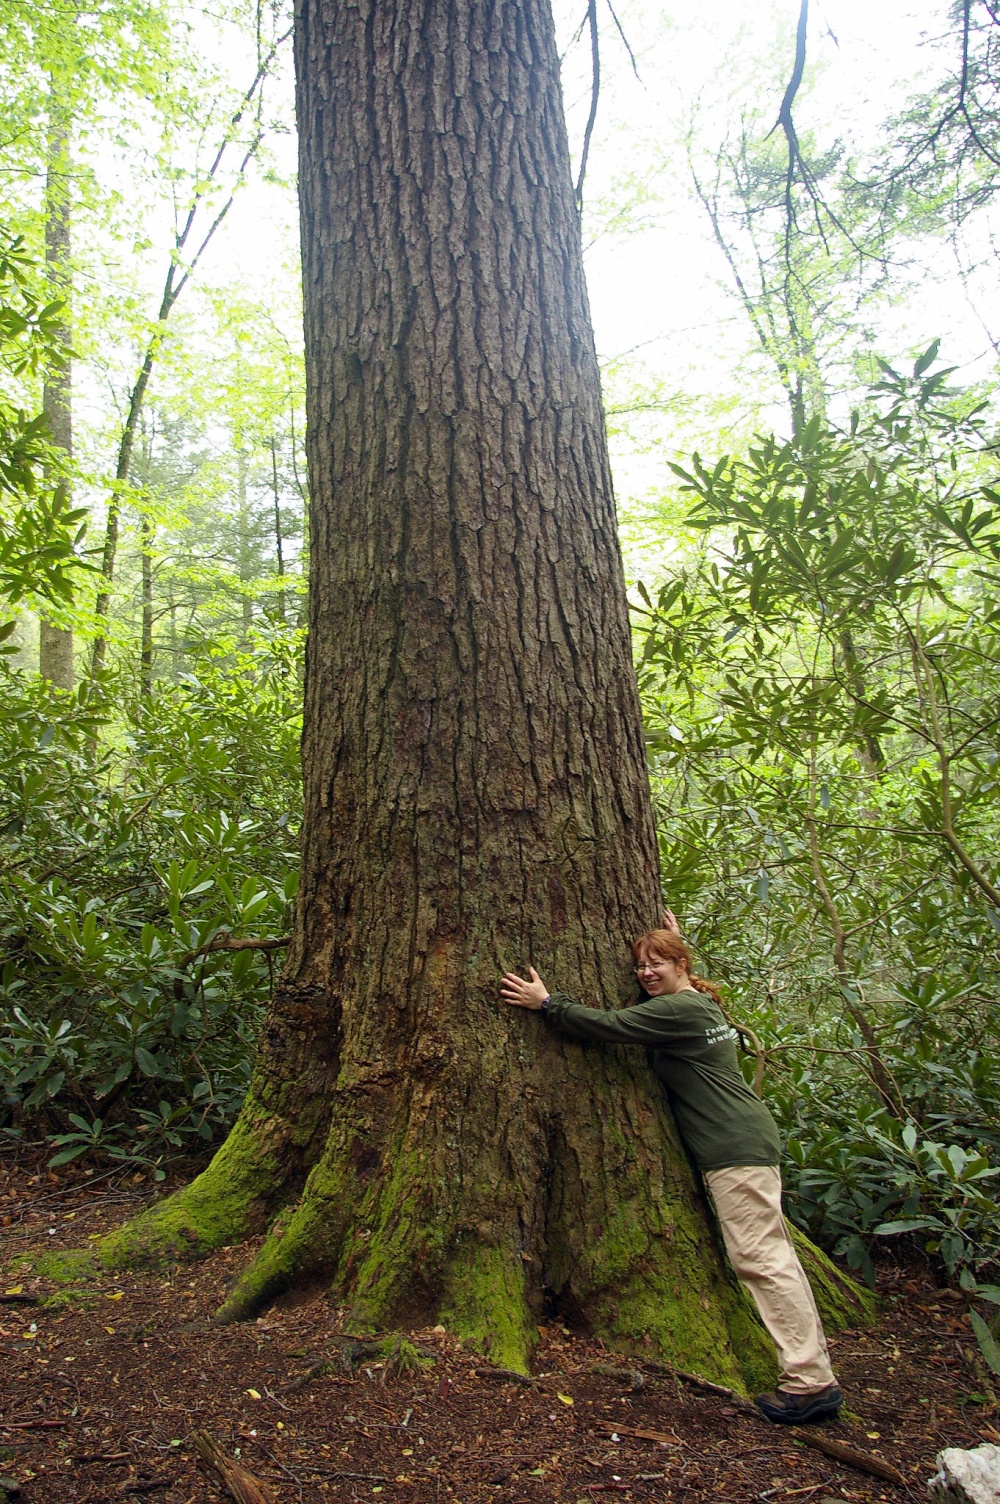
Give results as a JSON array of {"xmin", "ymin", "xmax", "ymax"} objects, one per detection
[{"xmin": 633, "ymin": 961, "xmax": 669, "ymax": 975}]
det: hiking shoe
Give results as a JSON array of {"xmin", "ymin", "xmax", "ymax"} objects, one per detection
[{"xmin": 754, "ymin": 1384, "xmax": 843, "ymax": 1424}]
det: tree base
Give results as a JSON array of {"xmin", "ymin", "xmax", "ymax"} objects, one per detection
[
  {"xmin": 62, "ymin": 989, "xmax": 873, "ymax": 1391},
  {"xmin": 77, "ymin": 1143, "xmax": 871, "ymax": 1393},
  {"xmin": 97, "ymin": 1111, "xmax": 286, "ymax": 1268}
]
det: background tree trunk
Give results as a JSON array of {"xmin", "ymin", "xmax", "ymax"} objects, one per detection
[
  {"xmin": 39, "ymin": 80, "xmax": 74, "ymax": 692},
  {"xmin": 271, "ymin": 435, "xmax": 286, "ymax": 623},
  {"xmin": 101, "ymin": 0, "xmax": 867, "ymax": 1385},
  {"xmin": 237, "ymin": 444, "xmax": 253, "ymax": 637},
  {"xmin": 139, "ymin": 512, "xmax": 154, "ymax": 697}
]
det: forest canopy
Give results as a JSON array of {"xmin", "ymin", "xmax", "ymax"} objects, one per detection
[{"xmin": 2, "ymin": 0, "xmax": 1000, "ymax": 1365}]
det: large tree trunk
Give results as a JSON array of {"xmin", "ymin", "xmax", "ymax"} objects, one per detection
[
  {"xmin": 39, "ymin": 82, "xmax": 75, "ymax": 692},
  {"xmin": 98, "ymin": 0, "xmax": 867, "ymax": 1385}
]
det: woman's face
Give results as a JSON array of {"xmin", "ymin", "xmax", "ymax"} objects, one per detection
[{"xmin": 634, "ymin": 951, "xmax": 690, "ymax": 997}]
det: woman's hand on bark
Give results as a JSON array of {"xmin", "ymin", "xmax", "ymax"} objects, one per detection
[
  {"xmin": 662, "ymin": 907, "xmax": 680, "ymax": 935},
  {"xmin": 501, "ymin": 966, "xmax": 549, "ymax": 1010}
]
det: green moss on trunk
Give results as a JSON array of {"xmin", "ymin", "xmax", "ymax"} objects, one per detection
[
  {"xmin": 788, "ymin": 1221, "xmax": 876, "ymax": 1332},
  {"xmin": 216, "ymin": 1154, "xmax": 357, "ymax": 1322},
  {"xmin": 97, "ymin": 1107, "xmax": 293, "ymax": 1270},
  {"xmin": 560, "ymin": 1190, "xmax": 775, "ymax": 1393},
  {"xmin": 439, "ymin": 1244, "xmax": 535, "ymax": 1373}
]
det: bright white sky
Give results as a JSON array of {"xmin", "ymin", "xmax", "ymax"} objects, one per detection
[{"xmin": 147, "ymin": 0, "xmax": 995, "ymax": 570}]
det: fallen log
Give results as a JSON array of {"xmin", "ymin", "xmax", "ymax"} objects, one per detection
[
  {"xmin": 787, "ymin": 1427, "xmax": 908, "ymax": 1486},
  {"xmin": 192, "ymin": 1431, "xmax": 276, "ymax": 1504},
  {"xmin": 593, "ymin": 1420, "xmax": 682, "ymax": 1447}
]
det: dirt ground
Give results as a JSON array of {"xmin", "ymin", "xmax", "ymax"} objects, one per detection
[{"xmin": 1, "ymin": 1153, "xmax": 997, "ymax": 1504}]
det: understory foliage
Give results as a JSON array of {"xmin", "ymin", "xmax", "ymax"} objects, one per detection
[
  {"xmin": 633, "ymin": 353, "xmax": 1000, "ymax": 1309},
  {"xmin": 0, "ymin": 630, "xmax": 302, "ymax": 1173}
]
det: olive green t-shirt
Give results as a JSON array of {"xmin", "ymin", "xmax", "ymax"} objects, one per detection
[{"xmin": 544, "ymin": 987, "xmax": 781, "ymax": 1172}]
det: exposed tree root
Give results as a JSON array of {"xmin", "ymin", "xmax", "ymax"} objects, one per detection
[{"xmin": 99, "ymin": 1110, "xmax": 291, "ymax": 1268}]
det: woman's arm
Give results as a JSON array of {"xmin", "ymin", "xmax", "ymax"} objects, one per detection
[
  {"xmin": 543, "ymin": 993, "xmax": 687, "ymax": 1047},
  {"xmin": 502, "ymin": 971, "xmax": 697, "ymax": 1049}
]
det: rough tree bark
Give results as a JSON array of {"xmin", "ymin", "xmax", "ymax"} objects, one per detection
[
  {"xmin": 39, "ymin": 81, "xmax": 75, "ymax": 691},
  {"xmin": 96, "ymin": 0, "xmax": 867, "ymax": 1385}
]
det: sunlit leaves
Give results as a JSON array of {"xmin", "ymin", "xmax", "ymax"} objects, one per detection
[{"xmin": 0, "ymin": 236, "xmax": 93, "ymax": 608}]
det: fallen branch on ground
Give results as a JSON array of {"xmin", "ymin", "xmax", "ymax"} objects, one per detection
[
  {"xmin": 193, "ymin": 1431, "xmax": 276, "ymax": 1504},
  {"xmin": 594, "ymin": 1420, "xmax": 682, "ymax": 1446},
  {"xmin": 661, "ymin": 1363, "xmax": 752, "ymax": 1402},
  {"xmin": 787, "ymin": 1427, "xmax": 908, "ymax": 1485},
  {"xmin": 588, "ymin": 1356, "xmax": 755, "ymax": 1409},
  {"xmin": 1, "ymin": 1419, "xmax": 66, "ymax": 1431},
  {"xmin": 474, "ymin": 1366, "xmax": 532, "ymax": 1386},
  {"xmin": 587, "ymin": 1362, "xmax": 648, "ymax": 1390}
]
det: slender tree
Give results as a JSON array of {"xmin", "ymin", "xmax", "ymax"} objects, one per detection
[
  {"xmin": 101, "ymin": 0, "xmax": 864, "ymax": 1382},
  {"xmin": 38, "ymin": 78, "xmax": 75, "ymax": 690},
  {"xmin": 89, "ymin": 18, "xmax": 291, "ymax": 676},
  {"xmin": 270, "ymin": 436, "xmax": 286, "ymax": 625}
]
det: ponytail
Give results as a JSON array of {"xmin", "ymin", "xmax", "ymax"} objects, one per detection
[{"xmin": 687, "ymin": 973, "xmax": 724, "ymax": 1007}]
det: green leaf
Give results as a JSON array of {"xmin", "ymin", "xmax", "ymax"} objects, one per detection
[
  {"xmin": 971, "ymin": 1311, "xmax": 1000, "ymax": 1377},
  {"xmin": 48, "ymin": 1143, "xmax": 91, "ymax": 1167},
  {"xmin": 24, "ymin": 1071, "xmax": 65, "ymax": 1108},
  {"xmin": 872, "ymin": 1218, "xmax": 940, "ymax": 1235},
  {"xmin": 913, "ymin": 339, "xmax": 941, "ymax": 378}
]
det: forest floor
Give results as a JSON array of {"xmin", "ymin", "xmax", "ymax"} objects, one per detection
[{"xmin": 1, "ymin": 1153, "xmax": 997, "ymax": 1504}]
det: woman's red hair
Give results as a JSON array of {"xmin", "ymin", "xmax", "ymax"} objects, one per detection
[{"xmin": 632, "ymin": 929, "xmax": 724, "ymax": 1006}]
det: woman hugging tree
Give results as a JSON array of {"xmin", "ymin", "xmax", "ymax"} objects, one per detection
[{"xmin": 501, "ymin": 916, "xmax": 842, "ymax": 1425}]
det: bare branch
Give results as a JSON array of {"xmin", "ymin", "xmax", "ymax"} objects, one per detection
[
  {"xmin": 604, "ymin": 0, "xmax": 640, "ymax": 80},
  {"xmin": 178, "ymin": 932, "xmax": 291, "ymax": 969},
  {"xmin": 575, "ymin": 0, "xmax": 600, "ymax": 211}
]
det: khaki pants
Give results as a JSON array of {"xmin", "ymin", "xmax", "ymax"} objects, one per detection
[{"xmin": 703, "ymin": 1165, "xmax": 836, "ymax": 1394}]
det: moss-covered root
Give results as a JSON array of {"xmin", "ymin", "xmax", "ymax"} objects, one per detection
[
  {"xmin": 438, "ymin": 1243, "xmax": 535, "ymax": 1374},
  {"xmin": 23, "ymin": 1248, "xmax": 98, "ymax": 1286},
  {"xmin": 215, "ymin": 1156, "xmax": 351, "ymax": 1322},
  {"xmin": 98, "ymin": 1109, "xmax": 293, "ymax": 1271},
  {"xmin": 788, "ymin": 1221, "xmax": 876, "ymax": 1333},
  {"xmin": 218, "ymin": 1178, "xmax": 535, "ymax": 1376}
]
